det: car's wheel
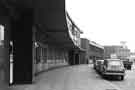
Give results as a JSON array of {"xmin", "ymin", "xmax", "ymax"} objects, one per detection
[
  {"xmin": 121, "ymin": 75, "xmax": 124, "ymax": 80},
  {"xmin": 129, "ymin": 66, "xmax": 132, "ymax": 70},
  {"xmin": 129, "ymin": 65, "xmax": 131, "ymax": 69},
  {"xmin": 102, "ymin": 75, "xmax": 106, "ymax": 78}
]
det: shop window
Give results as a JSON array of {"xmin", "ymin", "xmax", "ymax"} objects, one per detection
[{"xmin": 36, "ymin": 47, "xmax": 41, "ymax": 64}]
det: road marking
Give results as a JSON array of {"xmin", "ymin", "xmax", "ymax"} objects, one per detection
[{"xmin": 103, "ymin": 80, "xmax": 121, "ymax": 90}]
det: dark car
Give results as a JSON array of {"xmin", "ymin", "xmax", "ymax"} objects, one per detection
[
  {"xmin": 123, "ymin": 59, "xmax": 133, "ymax": 70},
  {"xmin": 95, "ymin": 60, "xmax": 104, "ymax": 73},
  {"xmin": 93, "ymin": 60, "xmax": 98, "ymax": 69},
  {"xmin": 102, "ymin": 59, "xmax": 125, "ymax": 80},
  {"xmin": 93, "ymin": 60, "xmax": 104, "ymax": 71}
]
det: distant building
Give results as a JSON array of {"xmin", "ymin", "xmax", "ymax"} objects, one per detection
[
  {"xmin": 80, "ymin": 38, "xmax": 89, "ymax": 64},
  {"xmin": 80, "ymin": 38, "xmax": 104, "ymax": 64},
  {"xmin": 104, "ymin": 45, "xmax": 130, "ymax": 59}
]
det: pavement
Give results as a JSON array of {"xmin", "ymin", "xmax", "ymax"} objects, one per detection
[
  {"xmin": 132, "ymin": 63, "xmax": 135, "ymax": 70},
  {"xmin": 8, "ymin": 64, "xmax": 121, "ymax": 90}
]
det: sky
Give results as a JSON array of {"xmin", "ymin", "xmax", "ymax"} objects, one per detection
[{"xmin": 66, "ymin": 0, "xmax": 135, "ymax": 52}]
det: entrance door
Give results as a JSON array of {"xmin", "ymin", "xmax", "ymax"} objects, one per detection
[{"xmin": 75, "ymin": 54, "xmax": 79, "ymax": 64}]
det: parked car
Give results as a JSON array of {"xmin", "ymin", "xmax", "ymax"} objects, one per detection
[
  {"xmin": 93, "ymin": 60, "xmax": 98, "ymax": 69},
  {"xmin": 123, "ymin": 59, "xmax": 133, "ymax": 70},
  {"xmin": 102, "ymin": 59, "xmax": 125, "ymax": 80},
  {"xmin": 95, "ymin": 60, "xmax": 104, "ymax": 73}
]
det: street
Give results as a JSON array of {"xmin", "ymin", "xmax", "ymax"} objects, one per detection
[
  {"xmin": 107, "ymin": 64, "xmax": 135, "ymax": 90},
  {"xmin": 10, "ymin": 64, "xmax": 135, "ymax": 90}
]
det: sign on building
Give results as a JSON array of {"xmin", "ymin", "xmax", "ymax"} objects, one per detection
[{"xmin": 110, "ymin": 53, "xmax": 117, "ymax": 59}]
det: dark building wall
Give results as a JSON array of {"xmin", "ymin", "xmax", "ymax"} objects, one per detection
[
  {"xmin": 34, "ymin": 0, "xmax": 66, "ymax": 31},
  {"xmin": 80, "ymin": 38, "xmax": 104, "ymax": 63},
  {"xmin": 80, "ymin": 38, "xmax": 89, "ymax": 64},
  {"xmin": 89, "ymin": 44, "xmax": 104, "ymax": 59},
  {"xmin": 81, "ymin": 38, "xmax": 89, "ymax": 50},
  {"xmin": 68, "ymin": 50, "xmax": 74, "ymax": 65},
  {"xmin": 11, "ymin": 9, "xmax": 33, "ymax": 84},
  {"xmin": 80, "ymin": 52, "xmax": 87, "ymax": 64},
  {"xmin": 67, "ymin": 50, "xmax": 80, "ymax": 65}
]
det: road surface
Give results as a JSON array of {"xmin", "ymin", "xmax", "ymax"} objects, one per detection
[
  {"xmin": 107, "ymin": 64, "xmax": 135, "ymax": 90},
  {"xmin": 10, "ymin": 64, "xmax": 135, "ymax": 90}
]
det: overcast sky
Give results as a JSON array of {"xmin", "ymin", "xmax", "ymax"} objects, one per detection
[{"xmin": 66, "ymin": 0, "xmax": 135, "ymax": 52}]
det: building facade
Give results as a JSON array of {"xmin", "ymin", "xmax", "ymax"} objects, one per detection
[
  {"xmin": 0, "ymin": 0, "xmax": 83, "ymax": 86},
  {"xmin": 81, "ymin": 38, "xmax": 104, "ymax": 64},
  {"xmin": 80, "ymin": 38, "xmax": 89, "ymax": 64},
  {"xmin": 89, "ymin": 41, "xmax": 104, "ymax": 62},
  {"xmin": 104, "ymin": 45, "xmax": 131, "ymax": 59}
]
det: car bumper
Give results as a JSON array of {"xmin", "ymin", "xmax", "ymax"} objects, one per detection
[{"xmin": 103, "ymin": 72, "xmax": 125, "ymax": 76}]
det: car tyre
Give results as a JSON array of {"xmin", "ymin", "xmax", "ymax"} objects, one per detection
[
  {"xmin": 129, "ymin": 66, "xmax": 131, "ymax": 70},
  {"xmin": 128, "ymin": 65, "xmax": 131, "ymax": 70},
  {"xmin": 121, "ymin": 75, "xmax": 124, "ymax": 80}
]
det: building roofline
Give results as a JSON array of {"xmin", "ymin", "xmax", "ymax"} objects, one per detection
[
  {"xmin": 65, "ymin": 11, "xmax": 83, "ymax": 33},
  {"xmin": 89, "ymin": 41, "xmax": 104, "ymax": 49}
]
